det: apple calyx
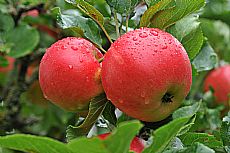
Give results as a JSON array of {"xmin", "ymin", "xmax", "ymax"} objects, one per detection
[{"xmin": 161, "ymin": 93, "xmax": 174, "ymax": 103}]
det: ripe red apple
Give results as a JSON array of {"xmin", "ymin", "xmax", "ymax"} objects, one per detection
[
  {"xmin": 98, "ymin": 133, "xmax": 144, "ymax": 153},
  {"xmin": 101, "ymin": 28, "xmax": 192, "ymax": 122},
  {"xmin": 39, "ymin": 37, "xmax": 103, "ymax": 111},
  {"xmin": 204, "ymin": 65, "xmax": 230, "ymax": 108}
]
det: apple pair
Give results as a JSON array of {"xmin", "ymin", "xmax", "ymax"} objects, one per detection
[{"xmin": 39, "ymin": 28, "xmax": 192, "ymax": 122}]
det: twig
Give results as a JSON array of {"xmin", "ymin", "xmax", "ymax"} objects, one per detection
[
  {"xmin": 113, "ymin": 10, "xmax": 120, "ymax": 38},
  {"xmin": 126, "ymin": 14, "xmax": 129, "ymax": 32},
  {"xmin": 77, "ymin": 5, "xmax": 113, "ymax": 45}
]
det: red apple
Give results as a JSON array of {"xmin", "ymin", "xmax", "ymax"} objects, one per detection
[
  {"xmin": 0, "ymin": 56, "xmax": 15, "ymax": 73},
  {"xmin": 101, "ymin": 28, "xmax": 192, "ymax": 122},
  {"xmin": 98, "ymin": 133, "xmax": 144, "ymax": 153},
  {"xmin": 39, "ymin": 37, "xmax": 103, "ymax": 111},
  {"xmin": 204, "ymin": 65, "xmax": 230, "ymax": 108},
  {"xmin": 25, "ymin": 10, "xmax": 39, "ymax": 17}
]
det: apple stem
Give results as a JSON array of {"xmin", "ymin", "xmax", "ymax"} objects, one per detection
[
  {"xmin": 161, "ymin": 93, "xmax": 174, "ymax": 103},
  {"xmin": 98, "ymin": 57, "xmax": 104, "ymax": 63}
]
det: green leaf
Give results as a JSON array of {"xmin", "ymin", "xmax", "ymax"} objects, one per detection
[
  {"xmin": 163, "ymin": 143, "xmax": 215, "ymax": 153},
  {"xmin": 0, "ymin": 56, "xmax": 8, "ymax": 67},
  {"xmin": 103, "ymin": 120, "xmax": 143, "ymax": 153},
  {"xmin": 68, "ymin": 137, "xmax": 109, "ymax": 153},
  {"xmin": 220, "ymin": 113, "xmax": 230, "ymax": 146},
  {"xmin": 192, "ymin": 42, "xmax": 218, "ymax": 72},
  {"xmin": 167, "ymin": 14, "xmax": 203, "ymax": 59},
  {"xmin": 106, "ymin": 0, "xmax": 138, "ymax": 15},
  {"xmin": 0, "ymin": 134, "xmax": 73, "ymax": 153},
  {"xmin": 66, "ymin": 93, "xmax": 108, "ymax": 141},
  {"xmin": 140, "ymin": 0, "xmax": 173, "ymax": 27},
  {"xmin": 5, "ymin": 25, "xmax": 40, "ymax": 58},
  {"xmin": 67, "ymin": 120, "xmax": 142, "ymax": 153},
  {"xmin": 182, "ymin": 143, "xmax": 215, "ymax": 153},
  {"xmin": 52, "ymin": 7, "xmax": 102, "ymax": 46},
  {"xmin": 66, "ymin": 0, "xmax": 104, "ymax": 25},
  {"xmin": 201, "ymin": 0, "xmax": 230, "ymax": 26},
  {"xmin": 173, "ymin": 102, "xmax": 200, "ymax": 119},
  {"xmin": 200, "ymin": 19, "xmax": 230, "ymax": 62},
  {"xmin": 150, "ymin": 0, "xmax": 205, "ymax": 29},
  {"xmin": 144, "ymin": 0, "xmax": 161, "ymax": 6},
  {"xmin": 0, "ymin": 148, "xmax": 15, "ymax": 153},
  {"xmin": 189, "ymin": 103, "xmax": 222, "ymax": 132},
  {"xmin": 0, "ymin": 13, "xmax": 14, "ymax": 32},
  {"xmin": 102, "ymin": 101, "xmax": 117, "ymax": 126},
  {"xmin": 179, "ymin": 132, "xmax": 223, "ymax": 149},
  {"xmin": 143, "ymin": 116, "xmax": 194, "ymax": 153}
]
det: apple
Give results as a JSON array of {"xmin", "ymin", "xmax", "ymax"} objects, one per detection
[
  {"xmin": 98, "ymin": 133, "xmax": 144, "ymax": 153},
  {"xmin": 25, "ymin": 9, "xmax": 39, "ymax": 17},
  {"xmin": 101, "ymin": 28, "xmax": 192, "ymax": 122},
  {"xmin": 204, "ymin": 65, "xmax": 230, "ymax": 108},
  {"xmin": 0, "ymin": 56, "xmax": 15, "ymax": 73},
  {"xmin": 39, "ymin": 37, "xmax": 103, "ymax": 111}
]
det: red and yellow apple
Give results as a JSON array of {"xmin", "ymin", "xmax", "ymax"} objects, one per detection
[
  {"xmin": 101, "ymin": 28, "xmax": 192, "ymax": 122},
  {"xmin": 98, "ymin": 133, "xmax": 144, "ymax": 153},
  {"xmin": 204, "ymin": 65, "xmax": 230, "ymax": 109},
  {"xmin": 39, "ymin": 37, "xmax": 103, "ymax": 111}
]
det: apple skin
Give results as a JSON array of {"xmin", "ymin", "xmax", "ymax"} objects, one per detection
[
  {"xmin": 39, "ymin": 37, "xmax": 103, "ymax": 111},
  {"xmin": 101, "ymin": 28, "xmax": 192, "ymax": 122},
  {"xmin": 98, "ymin": 133, "xmax": 144, "ymax": 153},
  {"xmin": 204, "ymin": 65, "xmax": 230, "ymax": 108}
]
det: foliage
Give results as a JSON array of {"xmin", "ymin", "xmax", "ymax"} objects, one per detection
[{"xmin": 0, "ymin": 0, "xmax": 229, "ymax": 153}]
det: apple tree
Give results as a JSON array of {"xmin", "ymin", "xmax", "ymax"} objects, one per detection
[{"xmin": 0, "ymin": 0, "xmax": 230, "ymax": 153}]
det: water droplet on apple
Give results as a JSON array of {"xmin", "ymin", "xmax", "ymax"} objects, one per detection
[
  {"xmin": 44, "ymin": 94, "xmax": 48, "ymax": 99},
  {"xmin": 141, "ymin": 91, "xmax": 146, "ymax": 98},
  {"xmin": 139, "ymin": 32, "xmax": 148, "ymax": 38},
  {"xmin": 86, "ymin": 76, "xmax": 89, "ymax": 82},
  {"xmin": 71, "ymin": 46, "xmax": 78, "ymax": 51},
  {"xmin": 154, "ymin": 49, "xmax": 157, "ymax": 53},
  {"xmin": 118, "ymin": 99, "xmax": 124, "ymax": 104},
  {"xmin": 144, "ymin": 99, "xmax": 150, "ymax": 104},
  {"xmin": 168, "ymin": 39, "xmax": 172, "ymax": 44},
  {"xmin": 68, "ymin": 65, "xmax": 73, "ymax": 69},
  {"xmin": 80, "ymin": 59, "xmax": 83, "ymax": 63},
  {"xmin": 150, "ymin": 30, "xmax": 158, "ymax": 36},
  {"xmin": 162, "ymin": 45, "xmax": 167, "ymax": 49},
  {"xmin": 61, "ymin": 45, "xmax": 67, "ymax": 50},
  {"xmin": 133, "ymin": 37, "xmax": 138, "ymax": 41}
]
